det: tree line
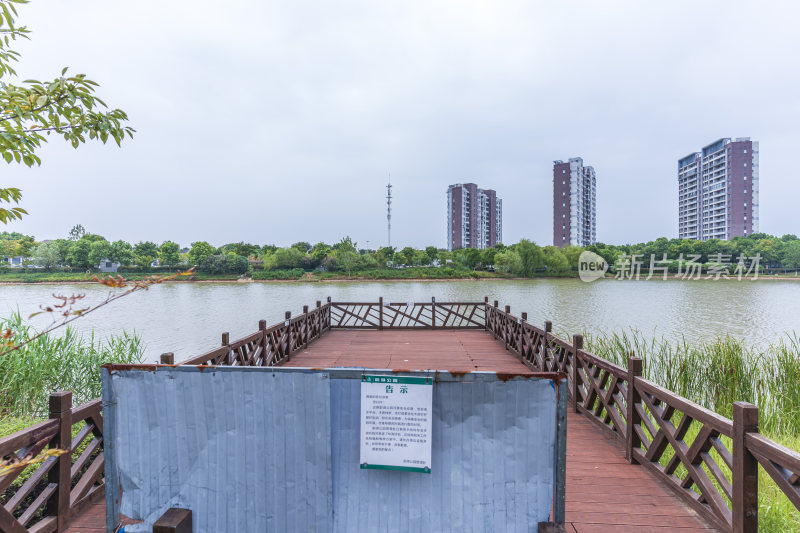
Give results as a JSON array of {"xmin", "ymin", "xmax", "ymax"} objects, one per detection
[{"xmin": 2, "ymin": 226, "xmax": 800, "ymax": 277}]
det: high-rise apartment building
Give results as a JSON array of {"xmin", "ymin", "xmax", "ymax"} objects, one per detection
[
  {"xmin": 553, "ymin": 158, "xmax": 596, "ymax": 247},
  {"xmin": 678, "ymin": 138, "xmax": 759, "ymax": 241},
  {"xmin": 446, "ymin": 183, "xmax": 502, "ymax": 251}
]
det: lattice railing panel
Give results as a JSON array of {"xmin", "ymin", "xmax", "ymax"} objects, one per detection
[
  {"xmin": 747, "ymin": 433, "xmax": 800, "ymax": 511},
  {"xmin": 0, "ymin": 420, "xmax": 59, "ymax": 532},
  {"xmin": 632, "ymin": 378, "xmax": 734, "ymax": 531},
  {"xmin": 574, "ymin": 351, "xmax": 628, "ymax": 441}
]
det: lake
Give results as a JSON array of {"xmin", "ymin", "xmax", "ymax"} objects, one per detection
[{"xmin": 1, "ymin": 278, "xmax": 799, "ymax": 361}]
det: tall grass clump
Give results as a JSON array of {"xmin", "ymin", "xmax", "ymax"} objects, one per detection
[
  {"xmin": 0, "ymin": 312, "xmax": 143, "ymax": 419},
  {"xmin": 583, "ymin": 328, "xmax": 800, "ymax": 435},
  {"xmin": 583, "ymin": 328, "xmax": 800, "ymax": 531}
]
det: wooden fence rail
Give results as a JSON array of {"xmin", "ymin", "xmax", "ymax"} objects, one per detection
[
  {"xmin": 484, "ymin": 299, "xmax": 800, "ymax": 533},
  {"xmin": 330, "ymin": 299, "xmax": 485, "ymax": 329},
  {"xmin": 2, "ymin": 297, "xmax": 799, "ymax": 532},
  {"xmin": 0, "ymin": 394, "xmax": 105, "ymax": 533}
]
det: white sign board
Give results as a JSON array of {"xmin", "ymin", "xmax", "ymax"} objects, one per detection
[{"xmin": 360, "ymin": 374, "xmax": 433, "ymax": 473}]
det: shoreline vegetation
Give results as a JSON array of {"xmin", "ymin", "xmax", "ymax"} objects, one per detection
[
  {"xmin": 2, "ymin": 270, "xmax": 800, "ymax": 284},
  {"xmin": 3, "ymin": 231, "xmax": 800, "ymax": 286}
]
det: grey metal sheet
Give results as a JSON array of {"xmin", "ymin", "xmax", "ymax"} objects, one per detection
[
  {"xmin": 104, "ymin": 366, "xmax": 560, "ymax": 532},
  {"xmin": 331, "ymin": 376, "xmax": 556, "ymax": 533},
  {"xmin": 103, "ymin": 367, "xmax": 332, "ymax": 532}
]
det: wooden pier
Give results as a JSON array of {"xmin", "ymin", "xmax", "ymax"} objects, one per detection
[{"xmin": 3, "ymin": 298, "xmax": 799, "ymax": 532}]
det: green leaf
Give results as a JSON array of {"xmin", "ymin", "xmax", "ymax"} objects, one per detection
[{"xmin": 2, "ymin": 152, "xmax": 11, "ymax": 163}]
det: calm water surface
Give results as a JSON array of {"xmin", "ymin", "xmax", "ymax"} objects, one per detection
[{"xmin": 1, "ymin": 279, "xmax": 798, "ymax": 361}]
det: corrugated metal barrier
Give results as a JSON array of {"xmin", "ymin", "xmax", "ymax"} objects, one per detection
[{"xmin": 102, "ymin": 366, "xmax": 566, "ymax": 532}]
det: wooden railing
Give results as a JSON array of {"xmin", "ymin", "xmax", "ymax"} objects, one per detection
[
  {"xmin": 0, "ymin": 393, "xmax": 105, "ymax": 533},
  {"xmin": 0, "ymin": 300, "xmax": 332, "ymax": 532},
  {"xmin": 330, "ymin": 298, "xmax": 485, "ymax": 329},
  {"xmin": 178, "ymin": 299, "xmax": 331, "ymax": 366},
  {"xmin": 3, "ymin": 297, "xmax": 799, "ymax": 532},
  {"xmin": 485, "ymin": 299, "xmax": 800, "ymax": 533}
]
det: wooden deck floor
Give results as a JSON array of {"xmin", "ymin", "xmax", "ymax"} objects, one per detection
[{"xmin": 66, "ymin": 329, "xmax": 717, "ymax": 532}]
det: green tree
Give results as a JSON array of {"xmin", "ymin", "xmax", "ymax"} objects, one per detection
[
  {"xmin": 32, "ymin": 241, "xmax": 60, "ymax": 270},
  {"xmin": 425, "ymin": 246, "xmax": 439, "ymax": 262},
  {"xmin": 291, "ymin": 242, "xmax": 312, "ymax": 254},
  {"xmin": 480, "ymin": 247, "xmax": 497, "ymax": 267},
  {"xmin": 516, "ymin": 239, "xmax": 543, "ymax": 277},
  {"xmin": 560, "ymin": 245, "xmax": 584, "ymax": 270},
  {"xmin": 311, "ymin": 242, "xmax": 332, "ymax": 264},
  {"xmin": 494, "ymin": 249, "xmax": 521, "ymax": 274},
  {"xmin": 133, "ymin": 241, "xmax": 158, "ymax": 268},
  {"xmin": 542, "ymin": 246, "xmax": 569, "ymax": 273},
  {"xmin": 198, "ymin": 253, "xmax": 249, "ymax": 275},
  {"xmin": 781, "ymin": 241, "xmax": 800, "ymax": 270},
  {"xmin": 334, "ymin": 236, "xmax": 359, "ymax": 277},
  {"xmin": 375, "ymin": 246, "xmax": 395, "ymax": 266},
  {"xmin": 188, "ymin": 241, "xmax": 215, "ymax": 266},
  {"xmin": 68, "ymin": 224, "xmax": 85, "ymax": 241},
  {"xmin": 52, "ymin": 238, "xmax": 71, "ymax": 262},
  {"xmin": 159, "ymin": 241, "xmax": 181, "ymax": 267},
  {"xmin": 0, "ymin": 2, "xmax": 133, "ymax": 223},
  {"xmin": 68, "ymin": 239, "xmax": 91, "ymax": 269},
  {"xmin": 399, "ymin": 247, "xmax": 416, "ymax": 265},
  {"xmin": 221, "ymin": 241, "xmax": 260, "ymax": 258},
  {"xmin": 266, "ymin": 247, "xmax": 304, "ymax": 270},
  {"xmin": 110, "ymin": 240, "xmax": 133, "ymax": 266},
  {"xmin": 81, "ymin": 233, "xmax": 106, "ymax": 243},
  {"xmin": 0, "ymin": 232, "xmax": 34, "ymax": 257},
  {"xmin": 88, "ymin": 240, "xmax": 112, "ymax": 267}
]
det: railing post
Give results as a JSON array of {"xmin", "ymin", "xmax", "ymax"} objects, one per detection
[
  {"xmin": 543, "ymin": 321, "xmax": 552, "ymax": 370},
  {"xmin": 46, "ymin": 391, "xmax": 72, "ymax": 531},
  {"xmin": 520, "ymin": 312, "xmax": 527, "ymax": 360},
  {"xmin": 221, "ymin": 332, "xmax": 230, "ymax": 365},
  {"xmin": 379, "ymin": 297, "xmax": 384, "ymax": 330},
  {"xmin": 326, "ymin": 296, "xmax": 331, "ymax": 330},
  {"xmin": 316, "ymin": 301, "xmax": 322, "ymax": 338},
  {"xmin": 160, "ymin": 352, "xmax": 174, "ymax": 364},
  {"xmin": 259, "ymin": 320, "xmax": 267, "ymax": 363},
  {"xmin": 503, "ymin": 305, "xmax": 510, "ymax": 349},
  {"xmin": 484, "ymin": 296, "xmax": 488, "ymax": 331},
  {"xmin": 733, "ymin": 402, "xmax": 759, "ymax": 533},
  {"xmin": 431, "ymin": 297, "xmax": 436, "ymax": 329},
  {"xmin": 303, "ymin": 305, "xmax": 309, "ymax": 348},
  {"xmin": 626, "ymin": 353, "xmax": 642, "ymax": 464},
  {"xmin": 285, "ymin": 311, "xmax": 292, "ymax": 359},
  {"xmin": 572, "ymin": 335, "xmax": 583, "ymax": 413}
]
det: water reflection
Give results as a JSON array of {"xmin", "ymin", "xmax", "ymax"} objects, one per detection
[{"xmin": 1, "ymin": 278, "xmax": 798, "ymax": 360}]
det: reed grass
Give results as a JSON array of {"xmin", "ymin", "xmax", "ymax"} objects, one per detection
[
  {"xmin": 0, "ymin": 312, "xmax": 143, "ymax": 420},
  {"xmin": 583, "ymin": 329, "xmax": 800, "ymax": 531}
]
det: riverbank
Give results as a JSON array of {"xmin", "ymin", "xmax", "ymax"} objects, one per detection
[
  {"xmin": 3, "ymin": 271, "xmax": 800, "ymax": 284},
  {"xmin": 0, "ymin": 269, "xmax": 577, "ymax": 284}
]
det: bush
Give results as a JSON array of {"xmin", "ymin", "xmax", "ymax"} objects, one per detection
[
  {"xmin": 198, "ymin": 254, "xmax": 249, "ymax": 275},
  {"xmin": 251, "ymin": 269, "xmax": 305, "ymax": 280}
]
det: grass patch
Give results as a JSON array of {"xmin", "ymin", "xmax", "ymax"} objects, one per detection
[{"xmin": 0, "ymin": 312, "xmax": 143, "ymax": 421}]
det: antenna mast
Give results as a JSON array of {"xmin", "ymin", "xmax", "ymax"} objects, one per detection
[{"xmin": 386, "ymin": 173, "xmax": 392, "ymax": 248}]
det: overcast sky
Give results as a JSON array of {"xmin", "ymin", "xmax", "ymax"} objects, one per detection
[{"xmin": 3, "ymin": 0, "xmax": 799, "ymax": 249}]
